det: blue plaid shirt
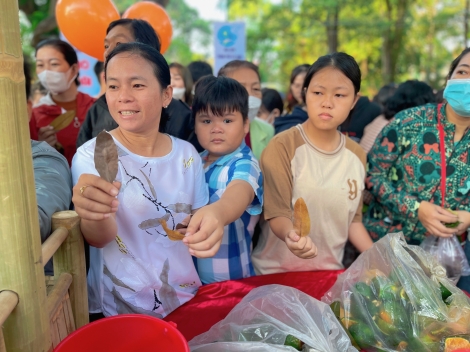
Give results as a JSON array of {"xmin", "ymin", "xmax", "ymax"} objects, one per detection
[{"xmin": 194, "ymin": 142, "xmax": 263, "ymax": 284}]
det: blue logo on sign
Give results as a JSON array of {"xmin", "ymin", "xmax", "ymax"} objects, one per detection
[{"xmin": 217, "ymin": 25, "xmax": 237, "ymax": 47}]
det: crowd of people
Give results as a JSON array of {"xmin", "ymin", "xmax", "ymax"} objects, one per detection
[{"xmin": 24, "ymin": 17, "xmax": 470, "ymax": 320}]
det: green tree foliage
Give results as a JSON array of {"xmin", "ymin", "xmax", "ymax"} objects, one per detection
[
  {"xmin": 228, "ymin": 0, "xmax": 466, "ymax": 96},
  {"xmin": 164, "ymin": 0, "xmax": 211, "ymax": 64}
]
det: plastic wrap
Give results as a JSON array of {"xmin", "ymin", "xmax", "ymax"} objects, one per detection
[
  {"xmin": 189, "ymin": 285, "xmax": 356, "ymax": 352},
  {"xmin": 420, "ymin": 235, "xmax": 470, "ymax": 283},
  {"xmin": 322, "ymin": 232, "xmax": 470, "ymax": 352}
]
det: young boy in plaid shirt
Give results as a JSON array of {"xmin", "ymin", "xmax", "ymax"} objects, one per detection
[{"xmin": 191, "ymin": 75, "xmax": 263, "ymax": 284}]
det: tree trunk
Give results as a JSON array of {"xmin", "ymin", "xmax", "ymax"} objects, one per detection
[
  {"xmin": 465, "ymin": 0, "xmax": 469, "ymax": 47},
  {"xmin": 0, "ymin": 0, "xmax": 50, "ymax": 350},
  {"xmin": 381, "ymin": 0, "xmax": 409, "ymax": 84},
  {"xmin": 326, "ymin": 3, "xmax": 339, "ymax": 54}
]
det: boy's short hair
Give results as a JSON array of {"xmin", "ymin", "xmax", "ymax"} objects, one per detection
[{"xmin": 192, "ymin": 75, "xmax": 248, "ymax": 122}]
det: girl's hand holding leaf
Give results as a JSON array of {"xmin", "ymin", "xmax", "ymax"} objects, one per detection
[{"xmin": 285, "ymin": 230, "xmax": 318, "ymax": 259}]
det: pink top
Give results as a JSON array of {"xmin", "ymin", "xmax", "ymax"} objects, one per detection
[{"xmin": 359, "ymin": 114, "xmax": 393, "ymax": 153}]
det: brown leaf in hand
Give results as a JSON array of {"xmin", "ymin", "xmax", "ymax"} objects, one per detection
[
  {"xmin": 293, "ymin": 197, "xmax": 310, "ymax": 237},
  {"xmin": 159, "ymin": 219, "xmax": 185, "ymax": 241},
  {"xmin": 50, "ymin": 110, "xmax": 76, "ymax": 131},
  {"xmin": 94, "ymin": 131, "xmax": 118, "ymax": 183}
]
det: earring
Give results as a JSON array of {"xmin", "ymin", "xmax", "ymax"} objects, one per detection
[{"xmin": 164, "ymin": 105, "xmax": 168, "ymax": 108}]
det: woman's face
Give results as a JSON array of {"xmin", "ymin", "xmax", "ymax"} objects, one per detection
[
  {"xmin": 305, "ymin": 66, "xmax": 358, "ymax": 132},
  {"xmin": 225, "ymin": 67, "xmax": 261, "ymax": 98},
  {"xmin": 35, "ymin": 46, "xmax": 75, "ymax": 76},
  {"xmin": 291, "ymin": 72, "xmax": 306, "ymax": 104},
  {"xmin": 104, "ymin": 25, "xmax": 135, "ymax": 60},
  {"xmin": 105, "ymin": 53, "xmax": 172, "ymax": 135},
  {"xmin": 170, "ymin": 67, "xmax": 185, "ymax": 89},
  {"xmin": 450, "ymin": 52, "xmax": 470, "ymax": 80}
]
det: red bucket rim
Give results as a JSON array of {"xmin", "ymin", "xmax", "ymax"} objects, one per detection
[{"xmin": 55, "ymin": 314, "xmax": 189, "ymax": 352}]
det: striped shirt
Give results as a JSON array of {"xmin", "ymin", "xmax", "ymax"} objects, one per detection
[{"xmin": 193, "ymin": 142, "xmax": 263, "ymax": 284}]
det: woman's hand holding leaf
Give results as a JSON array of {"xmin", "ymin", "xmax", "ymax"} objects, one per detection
[{"xmin": 72, "ymin": 174, "xmax": 120, "ymax": 221}]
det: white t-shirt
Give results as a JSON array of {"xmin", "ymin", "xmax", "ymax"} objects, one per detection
[{"xmin": 71, "ymin": 134, "xmax": 209, "ymax": 318}]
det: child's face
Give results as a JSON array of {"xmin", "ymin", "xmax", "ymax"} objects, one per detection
[
  {"xmin": 305, "ymin": 66, "xmax": 358, "ymax": 132},
  {"xmin": 195, "ymin": 109, "xmax": 249, "ymax": 158}
]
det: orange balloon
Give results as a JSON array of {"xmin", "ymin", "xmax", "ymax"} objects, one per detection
[
  {"xmin": 56, "ymin": 0, "xmax": 120, "ymax": 60},
  {"xmin": 123, "ymin": 2, "xmax": 173, "ymax": 54}
]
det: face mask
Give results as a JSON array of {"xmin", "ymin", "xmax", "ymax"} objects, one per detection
[
  {"xmin": 443, "ymin": 79, "xmax": 470, "ymax": 117},
  {"xmin": 38, "ymin": 67, "xmax": 76, "ymax": 95},
  {"xmin": 265, "ymin": 112, "xmax": 275, "ymax": 125},
  {"xmin": 172, "ymin": 87, "xmax": 186, "ymax": 100},
  {"xmin": 248, "ymin": 96, "xmax": 262, "ymax": 122}
]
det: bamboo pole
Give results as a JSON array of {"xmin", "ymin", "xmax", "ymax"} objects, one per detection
[
  {"xmin": 51, "ymin": 211, "xmax": 89, "ymax": 329},
  {"xmin": 41, "ymin": 227, "xmax": 69, "ymax": 266},
  {"xmin": 0, "ymin": 0, "xmax": 51, "ymax": 350},
  {"xmin": 0, "ymin": 291, "xmax": 19, "ymax": 327}
]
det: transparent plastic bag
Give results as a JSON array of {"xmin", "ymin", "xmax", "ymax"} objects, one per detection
[
  {"xmin": 322, "ymin": 232, "xmax": 470, "ymax": 352},
  {"xmin": 420, "ymin": 235, "xmax": 470, "ymax": 283},
  {"xmin": 189, "ymin": 285, "xmax": 356, "ymax": 352}
]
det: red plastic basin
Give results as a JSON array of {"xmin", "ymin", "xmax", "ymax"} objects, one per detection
[{"xmin": 54, "ymin": 314, "xmax": 189, "ymax": 352}]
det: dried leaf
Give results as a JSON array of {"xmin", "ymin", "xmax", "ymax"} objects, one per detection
[
  {"xmin": 139, "ymin": 170, "xmax": 157, "ymax": 198},
  {"xmin": 159, "ymin": 219, "xmax": 185, "ymax": 241},
  {"xmin": 293, "ymin": 197, "xmax": 310, "ymax": 237},
  {"xmin": 94, "ymin": 131, "xmax": 118, "ymax": 183},
  {"xmin": 49, "ymin": 110, "xmax": 76, "ymax": 131}
]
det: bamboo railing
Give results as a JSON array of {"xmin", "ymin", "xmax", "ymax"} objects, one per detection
[
  {"xmin": 0, "ymin": 0, "xmax": 88, "ymax": 350},
  {"xmin": 1, "ymin": 211, "xmax": 88, "ymax": 352}
]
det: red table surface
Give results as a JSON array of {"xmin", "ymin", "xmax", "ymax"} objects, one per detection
[{"xmin": 163, "ymin": 270, "xmax": 343, "ymax": 342}]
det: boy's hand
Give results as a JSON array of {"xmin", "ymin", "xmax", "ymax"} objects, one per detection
[
  {"xmin": 285, "ymin": 230, "xmax": 318, "ymax": 259},
  {"xmin": 175, "ymin": 214, "xmax": 192, "ymax": 235},
  {"xmin": 183, "ymin": 205, "xmax": 224, "ymax": 258}
]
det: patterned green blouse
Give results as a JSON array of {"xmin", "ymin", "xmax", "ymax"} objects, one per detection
[{"xmin": 363, "ymin": 103, "xmax": 470, "ymax": 245}]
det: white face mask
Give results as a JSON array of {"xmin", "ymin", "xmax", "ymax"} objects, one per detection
[
  {"xmin": 267, "ymin": 112, "xmax": 276, "ymax": 125},
  {"xmin": 248, "ymin": 96, "xmax": 262, "ymax": 122},
  {"xmin": 172, "ymin": 87, "xmax": 186, "ymax": 101},
  {"xmin": 38, "ymin": 67, "xmax": 76, "ymax": 94}
]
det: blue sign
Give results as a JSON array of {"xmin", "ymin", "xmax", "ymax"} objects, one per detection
[{"xmin": 213, "ymin": 22, "xmax": 246, "ymax": 75}]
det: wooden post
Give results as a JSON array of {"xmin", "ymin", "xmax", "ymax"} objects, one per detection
[
  {"xmin": 0, "ymin": 0, "xmax": 51, "ymax": 351},
  {"xmin": 51, "ymin": 211, "xmax": 89, "ymax": 329}
]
